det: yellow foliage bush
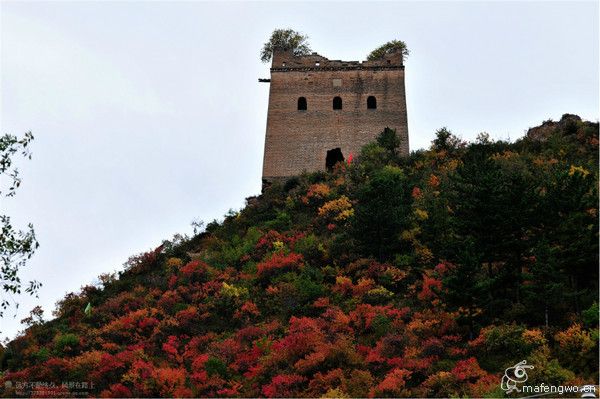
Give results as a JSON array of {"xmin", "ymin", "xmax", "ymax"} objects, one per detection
[
  {"xmin": 166, "ymin": 257, "xmax": 183, "ymax": 269},
  {"xmin": 568, "ymin": 165, "xmax": 590, "ymax": 177},
  {"xmin": 221, "ymin": 282, "xmax": 249, "ymax": 298},
  {"xmin": 414, "ymin": 208, "xmax": 429, "ymax": 220},
  {"xmin": 318, "ymin": 196, "xmax": 354, "ymax": 221}
]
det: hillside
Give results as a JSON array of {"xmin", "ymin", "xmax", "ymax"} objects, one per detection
[{"xmin": 1, "ymin": 115, "xmax": 598, "ymax": 398}]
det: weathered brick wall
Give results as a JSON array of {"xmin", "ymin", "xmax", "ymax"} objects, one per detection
[{"xmin": 262, "ymin": 50, "xmax": 409, "ymax": 183}]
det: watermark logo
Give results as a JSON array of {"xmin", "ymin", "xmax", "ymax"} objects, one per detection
[{"xmin": 501, "ymin": 360, "xmax": 534, "ymax": 394}]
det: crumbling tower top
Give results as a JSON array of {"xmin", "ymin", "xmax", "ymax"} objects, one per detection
[{"xmin": 261, "ymin": 48, "xmax": 409, "ymax": 187}]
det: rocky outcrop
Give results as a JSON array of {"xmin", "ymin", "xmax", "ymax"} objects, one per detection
[{"xmin": 526, "ymin": 114, "xmax": 582, "ymax": 141}]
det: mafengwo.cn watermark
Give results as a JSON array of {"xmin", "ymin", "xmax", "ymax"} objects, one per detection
[
  {"xmin": 501, "ymin": 360, "xmax": 597, "ymax": 397},
  {"xmin": 522, "ymin": 383, "xmax": 597, "ymax": 397}
]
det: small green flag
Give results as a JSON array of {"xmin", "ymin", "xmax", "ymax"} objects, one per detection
[{"xmin": 84, "ymin": 302, "xmax": 92, "ymax": 316}]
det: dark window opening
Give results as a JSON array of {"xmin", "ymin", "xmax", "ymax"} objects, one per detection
[
  {"xmin": 297, "ymin": 97, "xmax": 307, "ymax": 111},
  {"xmin": 326, "ymin": 148, "xmax": 344, "ymax": 171},
  {"xmin": 367, "ymin": 96, "xmax": 377, "ymax": 109},
  {"xmin": 333, "ymin": 96, "xmax": 342, "ymax": 110}
]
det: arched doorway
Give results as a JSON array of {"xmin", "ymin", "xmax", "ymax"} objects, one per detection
[
  {"xmin": 367, "ymin": 96, "xmax": 377, "ymax": 109},
  {"xmin": 326, "ymin": 148, "xmax": 344, "ymax": 171},
  {"xmin": 297, "ymin": 97, "xmax": 307, "ymax": 110},
  {"xmin": 333, "ymin": 96, "xmax": 342, "ymax": 110}
]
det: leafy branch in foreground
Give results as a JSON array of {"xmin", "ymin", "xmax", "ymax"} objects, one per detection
[{"xmin": 0, "ymin": 132, "xmax": 40, "ymax": 317}]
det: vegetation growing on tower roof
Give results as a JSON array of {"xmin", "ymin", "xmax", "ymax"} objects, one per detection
[
  {"xmin": 260, "ymin": 29, "xmax": 312, "ymax": 63},
  {"xmin": 367, "ymin": 39, "xmax": 410, "ymax": 61}
]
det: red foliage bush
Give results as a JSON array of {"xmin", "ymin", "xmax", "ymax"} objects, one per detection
[
  {"xmin": 162, "ymin": 335, "xmax": 182, "ymax": 362},
  {"xmin": 180, "ymin": 260, "xmax": 208, "ymax": 281},
  {"xmin": 175, "ymin": 306, "xmax": 199, "ymax": 327},
  {"xmin": 451, "ymin": 357, "xmax": 487, "ymax": 382},
  {"xmin": 234, "ymin": 300, "xmax": 260, "ymax": 320},
  {"xmin": 100, "ymin": 383, "xmax": 132, "ymax": 398},
  {"xmin": 255, "ymin": 230, "xmax": 286, "ymax": 251},
  {"xmin": 412, "ymin": 186, "xmax": 422, "ymax": 199},
  {"xmin": 256, "ymin": 252, "xmax": 303, "ymax": 278},
  {"xmin": 262, "ymin": 374, "xmax": 307, "ymax": 398},
  {"xmin": 307, "ymin": 368, "xmax": 345, "ymax": 396},
  {"xmin": 269, "ymin": 317, "xmax": 324, "ymax": 362},
  {"xmin": 374, "ymin": 368, "xmax": 412, "ymax": 396},
  {"xmin": 418, "ymin": 274, "xmax": 443, "ymax": 301}
]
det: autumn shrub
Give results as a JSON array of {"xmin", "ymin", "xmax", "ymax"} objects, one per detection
[
  {"xmin": 364, "ymin": 286, "xmax": 394, "ymax": 305},
  {"xmin": 69, "ymin": 350, "xmax": 103, "ymax": 381},
  {"xmin": 179, "ymin": 260, "xmax": 208, "ymax": 283},
  {"xmin": 256, "ymin": 252, "xmax": 303, "ymax": 279},
  {"xmin": 420, "ymin": 371, "xmax": 457, "ymax": 397},
  {"xmin": 526, "ymin": 345, "xmax": 577, "ymax": 386},
  {"xmin": 469, "ymin": 324, "xmax": 543, "ymax": 372},
  {"xmin": 373, "ymin": 367, "xmax": 412, "ymax": 397},
  {"xmin": 153, "ymin": 366, "xmax": 187, "ymax": 396},
  {"xmin": 554, "ymin": 324, "xmax": 598, "ymax": 377},
  {"xmin": 318, "ymin": 196, "xmax": 354, "ymax": 222},
  {"xmin": 302, "ymin": 183, "xmax": 331, "ymax": 205},
  {"xmin": 100, "ymin": 383, "xmax": 132, "ymax": 398},
  {"xmin": 262, "ymin": 374, "xmax": 307, "ymax": 398}
]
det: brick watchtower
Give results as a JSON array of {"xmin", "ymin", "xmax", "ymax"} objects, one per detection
[{"xmin": 261, "ymin": 48, "xmax": 409, "ymax": 186}]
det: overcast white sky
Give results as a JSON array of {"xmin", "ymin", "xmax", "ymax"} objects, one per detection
[{"xmin": 0, "ymin": 1, "xmax": 598, "ymax": 340}]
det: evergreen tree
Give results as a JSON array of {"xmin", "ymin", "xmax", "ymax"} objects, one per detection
[{"xmin": 352, "ymin": 165, "xmax": 411, "ymax": 260}]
